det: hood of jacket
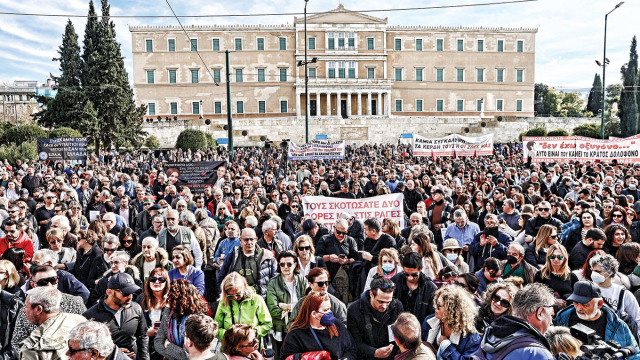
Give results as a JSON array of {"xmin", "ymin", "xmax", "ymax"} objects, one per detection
[
  {"xmin": 480, "ymin": 315, "xmax": 550, "ymax": 354},
  {"xmin": 131, "ymin": 247, "xmax": 170, "ymax": 268}
]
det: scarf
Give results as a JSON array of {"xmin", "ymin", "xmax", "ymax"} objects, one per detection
[{"xmin": 167, "ymin": 315, "xmax": 188, "ymax": 347}]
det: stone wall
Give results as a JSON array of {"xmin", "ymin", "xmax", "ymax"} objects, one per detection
[{"xmin": 142, "ymin": 115, "xmax": 598, "ymax": 147}]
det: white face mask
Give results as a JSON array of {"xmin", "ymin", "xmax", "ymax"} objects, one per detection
[{"xmin": 591, "ymin": 272, "xmax": 606, "ymax": 284}]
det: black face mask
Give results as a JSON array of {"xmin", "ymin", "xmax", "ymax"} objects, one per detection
[{"xmin": 506, "ymin": 255, "xmax": 518, "ymax": 265}]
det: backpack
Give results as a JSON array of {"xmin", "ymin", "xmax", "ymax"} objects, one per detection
[
  {"xmin": 604, "ymin": 288, "xmax": 640, "ymax": 344},
  {"xmin": 332, "ymin": 265, "xmax": 352, "ymax": 304},
  {"xmin": 472, "ymin": 336, "xmax": 545, "ymax": 360}
]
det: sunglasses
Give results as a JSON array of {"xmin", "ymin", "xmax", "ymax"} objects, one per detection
[
  {"xmin": 404, "ymin": 272, "xmax": 420, "ymax": 279},
  {"xmin": 240, "ymin": 338, "xmax": 259, "ymax": 348},
  {"xmin": 291, "ymin": 205, "xmax": 299, "ymax": 208},
  {"xmin": 314, "ymin": 281, "xmax": 329, "ymax": 287},
  {"xmin": 442, "ymin": 272, "xmax": 459, "ymax": 280},
  {"xmin": 227, "ymin": 293, "xmax": 243, "ymax": 299},
  {"xmin": 538, "ymin": 208, "xmax": 550, "ymax": 212},
  {"xmin": 123, "ymin": 239, "xmax": 133, "ymax": 244},
  {"xmin": 67, "ymin": 341, "xmax": 89, "ymax": 356},
  {"xmin": 298, "ymin": 246, "xmax": 311, "ymax": 251},
  {"xmin": 491, "ymin": 294, "xmax": 511, "ymax": 308},
  {"xmin": 335, "ymin": 229, "xmax": 347, "ymax": 235},
  {"xmin": 149, "ymin": 277, "xmax": 167, "ymax": 283},
  {"xmin": 104, "ymin": 248, "xmax": 117, "ymax": 253},
  {"xmin": 36, "ymin": 276, "xmax": 59, "ymax": 286},
  {"xmin": 549, "ymin": 234, "xmax": 559, "ymax": 239},
  {"xmin": 279, "ymin": 262, "xmax": 294, "ymax": 268},
  {"xmin": 549, "ymin": 254, "xmax": 564, "ymax": 260},
  {"xmin": 613, "ymin": 214, "xmax": 624, "ymax": 218}
]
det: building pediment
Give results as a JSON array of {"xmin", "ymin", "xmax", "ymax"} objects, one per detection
[{"xmin": 295, "ymin": 5, "xmax": 387, "ymax": 25}]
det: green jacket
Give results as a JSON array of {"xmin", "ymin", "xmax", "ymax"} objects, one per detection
[
  {"xmin": 266, "ymin": 274, "xmax": 308, "ymax": 333},
  {"xmin": 214, "ymin": 294, "xmax": 272, "ymax": 341}
]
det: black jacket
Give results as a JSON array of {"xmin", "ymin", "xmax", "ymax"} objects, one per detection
[
  {"xmin": 115, "ymin": 205, "xmax": 139, "ymax": 230},
  {"xmin": 83, "ymin": 299, "xmax": 149, "ymax": 360},
  {"xmin": 0, "ymin": 290, "xmax": 22, "ymax": 360},
  {"xmin": 346, "ymin": 292, "xmax": 404, "ymax": 360},
  {"xmin": 391, "ymin": 272, "xmax": 436, "ymax": 324},
  {"xmin": 316, "ymin": 233, "xmax": 360, "ymax": 280},
  {"xmin": 68, "ymin": 243, "xmax": 105, "ymax": 292},
  {"xmin": 524, "ymin": 216, "xmax": 563, "ymax": 237}
]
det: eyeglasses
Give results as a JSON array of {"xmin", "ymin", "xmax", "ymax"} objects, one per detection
[
  {"xmin": 166, "ymin": 217, "xmax": 178, "ymax": 221},
  {"xmin": 49, "ymin": 239, "xmax": 64, "ymax": 244},
  {"xmin": 314, "ymin": 281, "xmax": 329, "ymax": 287},
  {"xmin": 149, "ymin": 277, "xmax": 167, "ymax": 283},
  {"xmin": 110, "ymin": 261, "xmax": 124, "ymax": 266},
  {"xmin": 240, "ymin": 338, "xmax": 259, "ymax": 348},
  {"xmin": 404, "ymin": 272, "xmax": 420, "ymax": 279},
  {"xmin": 36, "ymin": 276, "xmax": 59, "ymax": 286},
  {"xmin": 241, "ymin": 237, "xmax": 257, "ymax": 242},
  {"xmin": 491, "ymin": 294, "xmax": 511, "ymax": 308},
  {"xmin": 67, "ymin": 341, "xmax": 89, "ymax": 356},
  {"xmin": 538, "ymin": 208, "xmax": 550, "ymax": 212},
  {"xmin": 279, "ymin": 262, "xmax": 294, "ymax": 268},
  {"xmin": 549, "ymin": 254, "xmax": 564, "ymax": 260},
  {"xmin": 298, "ymin": 246, "xmax": 311, "ymax": 251},
  {"xmin": 335, "ymin": 229, "xmax": 347, "ymax": 235}
]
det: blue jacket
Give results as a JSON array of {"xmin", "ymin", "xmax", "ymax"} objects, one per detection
[
  {"xmin": 168, "ymin": 266, "xmax": 205, "ymax": 296},
  {"xmin": 422, "ymin": 314, "xmax": 481, "ymax": 360},
  {"xmin": 554, "ymin": 305, "xmax": 640, "ymax": 360},
  {"xmin": 477, "ymin": 315, "xmax": 554, "ymax": 360},
  {"xmin": 469, "ymin": 229, "xmax": 511, "ymax": 270}
]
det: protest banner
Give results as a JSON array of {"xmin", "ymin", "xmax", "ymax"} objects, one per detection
[
  {"xmin": 37, "ymin": 137, "xmax": 88, "ymax": 162},
  {"xmin": 522, "ymin": 136, "xmax": 640, "ymax": 164},
  {"xmin": 288, "ymin": 140, "xmax": 345, "ymax": 160},
  {"xmin": 164, "ymin": 161, "xmax": 226, "ymax": 193},
  {"xmin": 301, "ymin": 193, "xmax": 404, "ymax": 230},
  {"xmin": 413, "ymin": 134, "xmax": 493, "ymax": 157}
]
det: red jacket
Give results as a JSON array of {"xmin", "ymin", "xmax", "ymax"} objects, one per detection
[{"xmin": 0, "ymin": 232, "xmax": 34, "ymax": 263}]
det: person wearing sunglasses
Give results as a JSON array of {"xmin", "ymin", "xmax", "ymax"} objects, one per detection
[
  {"xmin": 0, "ymin": 219, "xmax": 34, "ymax": 264},
  {"xmin": 523, "ymin": 201, "xmax": 563, "ymax": 243},
  {"xmin": 46, "ymin": 228, "xmax": 76, "ymax": 266},
  {"xmin": 389, "ymin": 252, "xmax": 437, "ymax": 324},
  {"xmin": 137, "ymin": 267, "xmax": 170, "ymax": 355},
  {"xmin": 524, "ymin": 224, "xmax": 558, "ymax": 269},
  {"xmin": 289, "ymin": 267, "xmax": 347, "ymax": 326},
  {"xmin": 476, "ymin": 282, "xmax": 518, "ymax": 333},
  {"xmin": 11, "ymin": 264, "xmax": 88, "ymax": 352},
  {"xmin": 316, "ymin": 219, "xmax": 359, "ymax": 292},
  {"xmin": 214, "ymin": 272, "xmax": 272, "ymax": 345},
  {"xmin": 266, "ymin": 250, "xmax": 308, "ymax": 360},
  {"xmin": 223, "ymin": 323, "xmax": 265, "ymax": 360},
  {"xmin": 293, "ymin": 235, "xmax": 325, "ymax": 278},
  {"xmin": 533, "ymin": 244, "xmax": 577, "ymax": 305},
  {"xmin": 422, "ymin": 284, "xmax": 481, "ymax": 360},
  {"xmin": 346, "ymin": 276, "xmax": 402, "ymax": 360}
]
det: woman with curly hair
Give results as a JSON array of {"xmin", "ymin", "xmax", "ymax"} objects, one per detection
[
  {"xmin": 214, "ymin": 272, "xmax": 272, "ymax": 344},
  {"xmin": 476, "ymin": 282, "xmax": 519, "ymax": 333},
  {"xmin": 154, "ymin": 279, "xmax": 209, "ymax": 360},
  {"xmin": 421, "ymin": 284, "xmax": 481, "ymax": 360},
  {"xmin": 604, "ymin": 224, "xmax": 632, "ymax": 257}
]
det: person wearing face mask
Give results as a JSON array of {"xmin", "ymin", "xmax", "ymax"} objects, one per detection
[
  {"xmin": 554, "ymin": 281, "xmax": 640, "ymax": 360},
  {"xmin": 441, "ymin": 239, "xmax": 469, "ymax": 273},
  {"xmin": 589, "ymin": 254, "xmax": 640, "ymax": 338},
  {"xmin": 282, "ymin": 291, "xmax": 356, "ymax": 360},
  {"xmin": 363, "ymin": 248, "xmax": 402, "ymax": 292},
  {"xmin": 499, "ymin": 243, "xmax": 538, "ymax": 285}
]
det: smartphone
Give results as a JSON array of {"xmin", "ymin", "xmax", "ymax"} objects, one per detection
[
  {"xmin": 339, "ymin": 254, "xmax": 347, "ymax": 259},
  {"xmin": 485, "ymin": 226, "xmax": 499, "ymax": 239}
]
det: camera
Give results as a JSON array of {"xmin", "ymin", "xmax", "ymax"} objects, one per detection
[{"xmin": 570, "ymin": 323, "xmax": 636, "ymax": 359}]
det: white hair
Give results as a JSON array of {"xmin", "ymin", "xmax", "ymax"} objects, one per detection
[
  {"xmin": 69, "ymin": 321, "xmax": 115, "ymax": 357},
  {"xmin": 109, "ymin": 251, "xmax": 130, "ymax": 264},
  {"xmin": 50, "ymin": 215, "xmax": 70, "ymax": 232},
  {"xmin": 27, "ymin": 287, "xmax": 61, "ymax": 313},
  {"xmin": 34, "ymin": 249, "xmax": 59, "ymax": 266}
]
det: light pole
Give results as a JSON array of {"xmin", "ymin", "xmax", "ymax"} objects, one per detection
[
  {"xmin": 599, "ymin": 1, "xmax": 624, "ymax": 139},
  {"xmin": 297, "ymin": 0, "xmax": 317, "ymax": 145}
]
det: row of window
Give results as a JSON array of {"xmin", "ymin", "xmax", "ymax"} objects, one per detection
[
  {"xmin": 145, "ymin": 68, "xmax": 290, "ymax": 84},
  {"xmin": 147, "ymin": 100, "xmax": 289, "ymax": 115},
  {"xmin": 395, "ymin": 99, "xmax": 523, "ymax": 112},
  {"xmin": 145, "ymin": 66, "xmax": 525, "ymax": 84},
  {"xmin": 144, "ymin": 37, "xmax": 525, "ymax": 52},
  {"xmin": 395, "ymin": 68, "xmax": 525, "ymax": 83}
]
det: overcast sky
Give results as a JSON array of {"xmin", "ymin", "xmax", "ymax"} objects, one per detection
[{"xmin": 0, "ymin": 0, "xmax": 638, "ymax": 92}]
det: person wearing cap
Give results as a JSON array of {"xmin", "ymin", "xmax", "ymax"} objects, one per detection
[
  {"xmin": 84, "ymin": 272, "xmax": 150, "ymax": 360},
  {"xmin": 554, "ymin": 280, "xmax": 640, "ymax": 360},
  {"xmin": 441, "ymin": 239, "xmax": 469, "ymax": 273}
]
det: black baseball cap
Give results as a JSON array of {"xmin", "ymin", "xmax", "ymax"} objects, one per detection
[
  {"xmin": 567, "ymin": 281, "xmax": 601, "ymax": 304},
  {"xmin": 107, "ymin": 273, "xmax": 140, "ymax": 295}
]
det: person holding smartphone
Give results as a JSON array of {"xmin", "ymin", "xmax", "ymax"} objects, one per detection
[{"xmin": 468, "ymin": 214, "xmax": 512, "ymax": 271}]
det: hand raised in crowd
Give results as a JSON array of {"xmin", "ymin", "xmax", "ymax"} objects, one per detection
[{"xmin": 374, "ymin": 344, "xmax": 394, "ymax": 358}]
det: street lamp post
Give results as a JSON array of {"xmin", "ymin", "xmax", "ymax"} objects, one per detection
[
  {"xmin": 600, "ymin": 1, "xmax": 624, "ymax": 139},
  {"xmin": 304, "ymin": 0, "xmax": 309, "ymax": 143}
]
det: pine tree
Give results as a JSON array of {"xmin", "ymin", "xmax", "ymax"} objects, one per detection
[
  {"xmin": 587, "ymin": 73, "xmax": 603, "ymax": 115},
  {"xmin": 620, "ymin": 36, "xmax": 639, "ymax": 137}
]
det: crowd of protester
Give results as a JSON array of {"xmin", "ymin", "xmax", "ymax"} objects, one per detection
[{"xmin": 0, "ymin": 141, "xmax": 640, "ymax": 360}]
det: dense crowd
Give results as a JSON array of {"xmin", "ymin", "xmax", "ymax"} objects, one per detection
[{"xmin": 1, "ymin": 142, "xmax": 640, "ymax": 360}]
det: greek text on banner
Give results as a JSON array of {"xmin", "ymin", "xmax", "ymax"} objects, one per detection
[
  {"xmin": 522, "ymin": 136, "xmax": 640, "ymax": 164},
  {"xmin": 412, "ymin": 134, "xmax": 493, "ymax": 157},
  {"xmin": 288, "ymin": 140, "xmax": 345, "ymax": 160},
  {"xmin": 302, "ymin": 194, "xmax": 404, "ymax": 230}
]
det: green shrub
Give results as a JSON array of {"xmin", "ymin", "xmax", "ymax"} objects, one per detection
[
  {"xmin": 572, "ymin": 123, "xmax": 600, "ymax": 138},
  {"xmin": 0, "ymin": 141, "xmax": 37, "ymax": 163},
  {"xmin": 175, "ymin": 129, "xmax": 208, "ymax": 152},
  {"xmin": 48, "ymin": 127, "xmax": 83, "ymax": 139},
  {"xmin": 4, "ymin": 123, "xmax": 47, "ymax": 144},
  {"xmin": 526, "ymin": 128, "xmax": 547, "ymax": 137},
  {"xmin": 518, "ymin": 131, "xmax": 528, "ymax": 142},
  {"xmin": 144, "ymin": 135, "xmax": 161, "ymax": 149},
  {"xmin": 547, "ymin": 129, "xmax": 569, "ymax": 137},
  {"xmin": 204, "ymin": 132, "xmax": 216, "ymax": 149}
]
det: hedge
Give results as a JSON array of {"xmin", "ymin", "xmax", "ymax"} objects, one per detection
[
  {"xmin": 175, "ymin": 129, "xmax": 208, "ymax": 152},
  {"xmin": 48, "ymin": 127, "xmax": 83, "ymax": 139}
]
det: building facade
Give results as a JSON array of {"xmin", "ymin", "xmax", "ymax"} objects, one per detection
[{"xmin": 130, "ymin": 5, "xmax": 536, "ymax": 124}]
